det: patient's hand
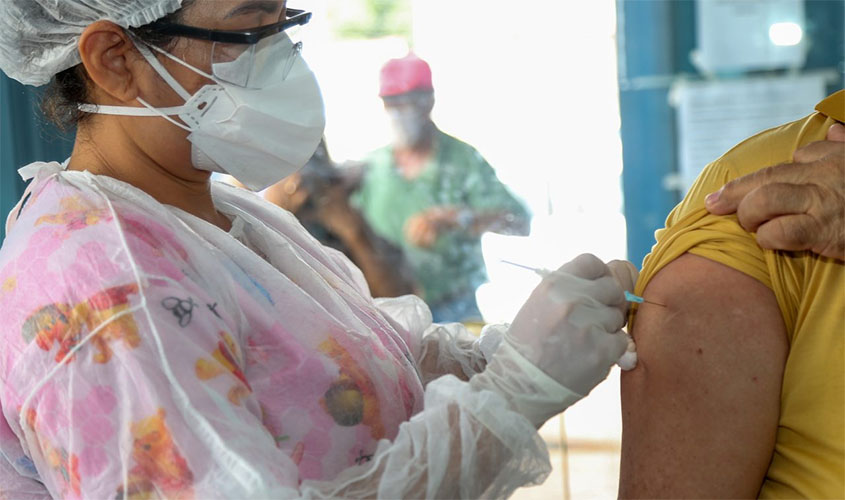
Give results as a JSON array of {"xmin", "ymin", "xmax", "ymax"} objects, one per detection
[
  {"xmin": 706, "ymin": 123, "xmax": 845, "ymax": 261},
  {"xmin": 618, "ymin": 254, "xmax": 788, "ymax": 498}
]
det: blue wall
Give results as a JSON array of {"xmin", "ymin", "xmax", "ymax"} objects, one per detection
[{"xmin": 617, "ymin": 0, "xmax": 845, "ymax": 266}]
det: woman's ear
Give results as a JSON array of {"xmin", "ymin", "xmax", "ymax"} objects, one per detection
[{"xmin": 78, "ymin": 20, "xmax": 140, "ymax": 104}]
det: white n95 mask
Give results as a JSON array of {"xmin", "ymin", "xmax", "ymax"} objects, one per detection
[
  {"xmin": 386, "ymin": 108, "xmax": 429, "ymax": 148},
  {"xmin": 80, "ymin": 33, "xmax": 326, "ymax": 192}
]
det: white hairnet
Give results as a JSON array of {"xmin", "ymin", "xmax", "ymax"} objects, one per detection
[{"xmin": 0, "ymin": 0, "xmax": 184, "ymax": 86}]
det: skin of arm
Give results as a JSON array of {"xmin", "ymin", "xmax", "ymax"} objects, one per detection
[
  {"xmin": 619, "ymin": 253, "xmax": 788, "ymax": 498},
  {"xmin": 415, "ymin": 335, "xmax": 483, "ymax": 384}
]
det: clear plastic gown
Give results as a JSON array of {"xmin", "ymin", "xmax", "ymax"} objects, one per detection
[{"xmin": 0, "ymin": 163, "xmax": 549, "ymax": 499}]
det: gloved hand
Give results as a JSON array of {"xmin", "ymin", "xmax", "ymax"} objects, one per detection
[
  {"xmin": 471, "ymin": 254, "xmax": 633, "ymax": 427},
  {"xmin": 607, "ymin": 259, "xmax": 638, "ymax": 297},
  {"xmin": 608, "ymin": 259, "xmax": 639, "ymax": 371}
]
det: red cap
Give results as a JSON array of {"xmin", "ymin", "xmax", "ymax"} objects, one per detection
[{"xmin": 379, "ymin": 53, "xmax": 433, "ymax": 97}]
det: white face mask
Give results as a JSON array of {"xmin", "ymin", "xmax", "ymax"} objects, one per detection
[
  {"xmin": 80, "ymin": 35, "xmax": 326, "ymax": 192},
  {"xmin": 386, "ymin": 108, "xmax": 430, "ymax": 148}
]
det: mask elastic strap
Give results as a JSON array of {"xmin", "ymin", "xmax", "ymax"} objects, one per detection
[
  {"xmin": 77, "ymin": 37, "xmax": 207, "ymax": 131},
  {"xmin": 136, "ymin": 98, "xmax": 192, "ymax": 131},
  {"xmin": 134, "ymin": 42, "xmax": 193, "ymax": 101},
  {"xmin": 77, "ymin": 103, "xmax": 185, "ymax": 116},
  {"xmin": 78, "ymin": 100, "xmax": 192, "ymax": 132},
  {"xmin": 144, "ymin": 42, "xmax": 216, "ymax": 84}
]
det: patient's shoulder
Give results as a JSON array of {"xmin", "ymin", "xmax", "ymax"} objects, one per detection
[
  {"xmin": 634, "ymin": 253, "xmax": 784, "ymax": 344},
  {"xmin": 635, "ymin": 112, "xmax": 836, "ymax": 335}
]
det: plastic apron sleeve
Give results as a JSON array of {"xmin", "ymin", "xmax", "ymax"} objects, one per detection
[
  {"xmin": 7, "ymin": 282, "xmax": 546, "ymax": 500},
  {"xmin": 375, "ymin": 295, "xmax": 504, "ymax": 385}
]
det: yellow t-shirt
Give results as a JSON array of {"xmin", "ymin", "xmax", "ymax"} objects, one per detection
[{"xmin": 632, "ymin": 90, "xmax": 845, "ymax": 498}]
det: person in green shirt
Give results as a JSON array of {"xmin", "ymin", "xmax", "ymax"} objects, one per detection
[{"xmin": 353, "ymin": 53, "xmax": 530, "ymax": 323}]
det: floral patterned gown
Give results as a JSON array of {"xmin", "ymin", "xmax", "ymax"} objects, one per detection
[{"xmin": 0, "ymin": 163, "xmax": 547, "ymax": 499}]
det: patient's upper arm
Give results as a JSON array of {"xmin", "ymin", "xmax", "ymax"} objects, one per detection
[{"xmin": 619, "ymin": 253, "xmax": 788, "ymax": 498}]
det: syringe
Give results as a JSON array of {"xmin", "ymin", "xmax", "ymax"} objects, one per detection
[{"xmin": 501, "ymin": 259, "xmax": 666, "ymax": 307}]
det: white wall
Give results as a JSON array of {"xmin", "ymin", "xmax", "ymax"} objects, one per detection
[{"xmin": 294, "ymin": 3, "xmax": 627, "ymax": 495}]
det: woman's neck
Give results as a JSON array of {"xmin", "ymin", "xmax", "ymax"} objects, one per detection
[{"xmin": 67, "ymin": 126, "xmax": 232, "ymax": 232}]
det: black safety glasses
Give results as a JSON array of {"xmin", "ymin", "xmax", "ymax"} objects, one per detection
[{"xmin": 146, "ymin": 8, "xmax": 311, "ymax": 45}]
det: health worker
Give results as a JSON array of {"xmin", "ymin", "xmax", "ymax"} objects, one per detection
[{"xmin": 0, "ymin": 1, "xmax": 638, "ymax": 498}]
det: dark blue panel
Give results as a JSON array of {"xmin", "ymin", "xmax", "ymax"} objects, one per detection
[
  {"xmin": 0, "ymin": 77, "xmax": 29, "ymax": 243},
  {"xmin": 0, "ymin": 74, "xmax": 74, "ymax": 242},
  {"xmin": 804, "ymin": 0, "xmax": 845, "ymax": 71},
  {"xmin": 671, "ymin": 0, "xmax": 698, "ymax": 74}
]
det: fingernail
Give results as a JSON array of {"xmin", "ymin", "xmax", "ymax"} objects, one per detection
[{"xmin": 705, "ymin": 188, "xmax": 722, "ymax": 206}]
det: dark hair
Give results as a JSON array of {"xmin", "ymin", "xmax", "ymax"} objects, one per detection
[{"xmin": 41, "ymin": 0, "xmax": 196, "ymax": 130}]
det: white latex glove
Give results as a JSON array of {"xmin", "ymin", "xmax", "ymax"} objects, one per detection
[
  {"xmin": 471, "ymin": 254, "xmax": 631, "ymax": 427},
  {"xmin": 607, "ymin": 259, "xmax": 638, "ymax": 299},
  {"xmin": 608, "ymin": 259, "xmax": 639, "ymax": 371}
]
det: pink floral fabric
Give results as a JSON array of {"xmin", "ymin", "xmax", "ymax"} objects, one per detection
[{"xmin": 0, "ymin": 163, "xmax": 425, "ymax": 498}]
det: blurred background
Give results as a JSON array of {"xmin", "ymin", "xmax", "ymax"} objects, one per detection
[{"xmin": 1, "ymin": 0, "xmax": 842, "ymax": 497}]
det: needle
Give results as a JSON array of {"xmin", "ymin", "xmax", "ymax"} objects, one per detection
[
  {"xmin": 501, "ymin": 259, "xmax": 666, "ymax": 307},
  {"xmin": 623, "ymin": 290, "xmax": 666, "ymax": 307},
  {"xmin": 501, "ymin": 259, "xmax": 541, "ymax": 273}
]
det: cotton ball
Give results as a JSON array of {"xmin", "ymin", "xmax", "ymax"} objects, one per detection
[
  {"xmin": 617, "ymin": 350, "xmax": 638, "ymax": 371},
  {"xmin": 616, "ymin": 334, "xmax": 638, "ymax": 371}
]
